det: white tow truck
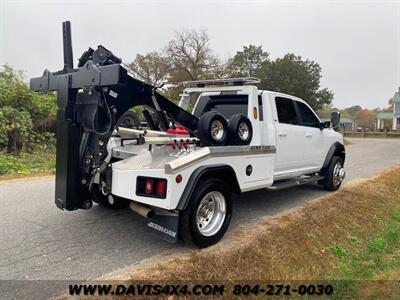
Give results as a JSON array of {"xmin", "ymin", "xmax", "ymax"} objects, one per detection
[
  {"xmin": 104, "ymin": 78, "xmax": 345, "ymax": 247},
  {"xmin": 30, "ymin": 22, "xmax": 345, "ymax": 247}
]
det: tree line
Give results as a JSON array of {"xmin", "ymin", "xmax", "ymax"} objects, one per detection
[
  {"xmin": 0, "ymin": 65, "xmax": 56, "ymax": 154},
  {"xmin": 318, "ymin": 103, "xmax": 394, "ymax": 130},
  {"xmin": 6, "ymin": 28, "xmax": 391, "ymax": 155},
  {"xmin": 128, "ymin": 29, "xmax": 333, "ymax": 111}
]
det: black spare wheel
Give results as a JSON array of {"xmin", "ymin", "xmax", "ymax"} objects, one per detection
[
  {"xmin": 228, "ymin": 114, "xmax": 253, "ymax": 145},
  {"xmin": 117, "ymin": 110, "xmax": 139, "ymax": 129},
  {"xmin": 197, "ymin": 111, "xmax": 229, "ymax": 146},
  {"xmin": 91, "ymin": 184, "xmax": 130, "ymax": 209}
]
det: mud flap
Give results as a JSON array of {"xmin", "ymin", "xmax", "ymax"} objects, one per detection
[{"xmin": 147, "ymin": 213, "xmax": 179, "ymax": 243}]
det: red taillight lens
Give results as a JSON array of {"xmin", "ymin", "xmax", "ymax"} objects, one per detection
[
  {"xmin": 145, "ymin": 178, "xmax": 153, "ymax": 194},
  {"xmin": 137, "ymin": 176, "xmax": 167, "ymax": 199},
  {"xmin": 156, "ymin": 180, "xmax": 166, "ymax": 197}
]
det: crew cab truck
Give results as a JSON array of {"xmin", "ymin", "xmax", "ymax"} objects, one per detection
[{"xmin": 30, "ymin": 22, "xmax": 345, "ymax": 247}]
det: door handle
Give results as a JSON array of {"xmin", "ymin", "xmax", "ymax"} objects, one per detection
[
  {"xmin": 278, "ymin": 132, "xmax": 287, "ymax": 137},
  {"xmin": 306, "ymin": 133, "xmax": 313, "ymax": 138}
]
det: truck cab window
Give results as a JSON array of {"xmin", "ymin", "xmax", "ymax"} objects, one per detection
[
  {"xmin": 275, "ymin": 97, "xmax": 298, "ymax": 125},
  {"xmin": 258, "ymin": 95, "xmax": 263, "ymax": 121},
  {"xmin": 193, "ymin": 95, "xmax": 248, "ymax": 119},
  {"xmin": 296, "ymin": 101, "xmax": 320, "ymax": 128}
]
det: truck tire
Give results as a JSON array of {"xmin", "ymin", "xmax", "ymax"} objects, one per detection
[
  {"xmin": 91, "ymin": 185, "xmax": 130, "ymax": 209},
  {"xmin": 117, "ymin": 110, "xmax": 139, "ymax": 129},
  {"xmin": 179, "ymin": 178, "xmax": 232, "ymax": 248},
  {"xmin": 197, "ymin": 111, "xmax": 228, "ymax": 146},
  {"xmin": 228, "ymin": 114, "xmax": 253, "ymax": 145},
  {"xmin": 320, "ymin": 156, "xmax": 345, "ymax": 191}
]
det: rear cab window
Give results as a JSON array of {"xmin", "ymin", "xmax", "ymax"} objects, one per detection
[
  {"xmin": 193, "ymin": 94, "xmax": 248, "ymax": 119},
  {"xmin": 275, "ymin": 97, "xmax": 299, "ymax": 125},
  {"xmin": 193, "ymin": 94, "xmax": 263, "ymax": 120}
]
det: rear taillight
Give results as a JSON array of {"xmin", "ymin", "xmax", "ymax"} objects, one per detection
[
  {"xmin": 137, "ymin": 176, "xmax": 167, "ymax": 199},
  {"xmin": 145, "ymin": 178, "xmax": 153, "ymax": 194},
  {"xmin": 156, "ymin": 180, "xmax": 166, "ymax": 197}
]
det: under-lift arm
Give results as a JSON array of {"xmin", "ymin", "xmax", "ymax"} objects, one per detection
[{"xmin": 30, "ymin": 21, "xmax": 199, "ymax": 211}]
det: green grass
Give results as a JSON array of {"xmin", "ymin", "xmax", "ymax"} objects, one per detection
[
  {"xmin": 0, "ymin": 151, "xmax": 55, "ymax": 176},
  {"xmin": 329, "ymin": 244, "xmax": 350, "ymax": 258},
  {"xmin": 328, "ymin": 207, "xmax": 400, "ymax": 298},
  {"xmin": 107, "ymin": 167, "xmax": 400, "ymax": 299}
]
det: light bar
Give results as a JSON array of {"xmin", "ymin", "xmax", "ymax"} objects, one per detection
[{"xmin": 183, "ymin": 77, "xmax": 260, "ymax": 88}]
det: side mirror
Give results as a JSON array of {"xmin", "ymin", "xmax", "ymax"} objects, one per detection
[
  {"xmin": 320, "ymin": 121, "xmax": 331, "ymax": 130},
  {"xmin": 331, "ymin": 112, "xmax": 341, "ymax": 129}
]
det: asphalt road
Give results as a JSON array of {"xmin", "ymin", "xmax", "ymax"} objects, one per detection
[{"xmin": 1, "ymin": 138, "xmax": 399, "ymax": 281}]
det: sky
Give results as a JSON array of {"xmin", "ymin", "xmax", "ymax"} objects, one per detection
[{"xmin": 0, "ymin": 0, "xmax": 399, "ymax": 109}]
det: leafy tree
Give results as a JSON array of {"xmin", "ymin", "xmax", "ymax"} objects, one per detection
[
  {"xmin": 259, "ymin": 54, "xmax": 333, "ymax": 111},
  {"xmin": 343, "ymin": 105, "xmax": 362, "ymax": 118},
  {"xmin": 0, "ymin": 64, "xmax": 56, "ymax": 153},
  {"xmin": 0, "ymin": 106, "xmax": 32, "ymax": 153},
  {"xmin": 381, "ymin": 106, "xmax": 394, "ymax": 112},
  {"xmin": 128, "ymin": 52, "xmax": 170, "ymax": 87},
  {"xmin": 354, "ymin": 108, "xmax": 377, "ymax": 129},
  {"xmin": 226, "ymin": 45, "xmax": 269, "ymax": 77},
  {"xmin": 127, "ymin": 35, "xmax": 335, "ymax": 113},
  {"xmin": 156, "ymin": 87, "xmax": 180, "ymax": 106},
  {"xmin": 0, "ymin": 64, "xmax": 24, "ymax": 84},
  {"xmin": 316, "ymin": 104, "xmax": 333, "ymax": 119},
  {"xmin": 165, "ymin": 29, "xmax": 220, "ymax": 81},
  {"xmin": 317, "ymin": 104, "xmax": 352, "ymax": 120}
]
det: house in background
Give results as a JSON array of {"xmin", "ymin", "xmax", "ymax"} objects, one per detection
[
  {"xmin": 376, "ymin": 112, "xmax": 394, "ymax": 130},
  {"xmin": 339, "ymin": 117, "xmax": 356, "ymax": 130},
  {"xmin": 376, "ymin": 87, "xmax": 400, "ymax": 130}
]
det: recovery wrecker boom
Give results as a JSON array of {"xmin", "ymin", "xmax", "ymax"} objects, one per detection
[{"xmin": 30, "ymin": 21, "xmax": 199, "ymax": 211}]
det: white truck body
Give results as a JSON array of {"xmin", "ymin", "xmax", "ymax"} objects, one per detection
[{"xmin": 110, "ymin": 85, "xmax": 343, "ymax": 211}]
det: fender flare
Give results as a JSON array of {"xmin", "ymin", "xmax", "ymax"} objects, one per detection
[
  {"xmin": 321, "ymin": 142, "xmax": 346, "ymax": 171},
  {"xmin": 176, "ymin": 164, "xmax": 241, "ymax": 211}
]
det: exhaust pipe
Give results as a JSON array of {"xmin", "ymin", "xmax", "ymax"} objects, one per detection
[{"xmin": 129, "ymin": 202, "xmax": 155, "ymax": 218}]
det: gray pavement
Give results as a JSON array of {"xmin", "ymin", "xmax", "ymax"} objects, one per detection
[{"xmin": 0, "ymin": 138, "xmax": 399, "ymax": 280}]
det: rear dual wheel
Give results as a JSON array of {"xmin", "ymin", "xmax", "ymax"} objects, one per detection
[{"xmin": 180, "ymin": 178, "xmax": 232, "ymax": 248}]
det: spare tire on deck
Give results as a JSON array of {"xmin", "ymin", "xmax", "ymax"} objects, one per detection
[
  {"xmin": 197, "ymin": 111, "xmax": 229, "ymax": 146},
  {"xmin": 228, "ymin": 114, "xmax": 253, "ymax": 145}
]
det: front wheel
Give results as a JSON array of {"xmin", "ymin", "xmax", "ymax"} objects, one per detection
[
  {"xmin": 180, "ymin": 178, "xmax": 232, "ymax": 248},
  {"xmin": 321, "ymin": 156, "xmax": 345, "ymax": 191}
]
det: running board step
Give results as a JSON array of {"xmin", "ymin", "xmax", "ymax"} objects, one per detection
[{"xmin": 267, "ymin": 175, "xmax": 324, "ymax": 191}]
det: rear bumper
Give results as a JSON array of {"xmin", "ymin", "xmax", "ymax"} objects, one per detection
[{"xmin": 111, "ymin": 167, "xmax": 174, "ymax": 210}]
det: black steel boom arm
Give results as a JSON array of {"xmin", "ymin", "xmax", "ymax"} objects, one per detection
[{"xmin": 30, "ymin": 21, "xmax": 198, "ymax": 211}]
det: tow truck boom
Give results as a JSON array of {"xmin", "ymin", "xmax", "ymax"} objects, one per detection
[{"xmin": 30, "ymin": 21, "xmax": 198, "ymax": 211}]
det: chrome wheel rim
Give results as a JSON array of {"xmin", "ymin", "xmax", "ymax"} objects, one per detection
[
  {"xmin": 210, "ymin": 120, "xmax": 224, "ymax": 141},
  {"xmin": 196, "ymin": 191, "xmax": 226, "ymax": 236},
  {"xmin": 333, "ymin": 163, "xmax": 345, "ymax": 186},
  {"xmin": 238, "ymin": 122, "xmax": 250, "ymax": 140}
]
